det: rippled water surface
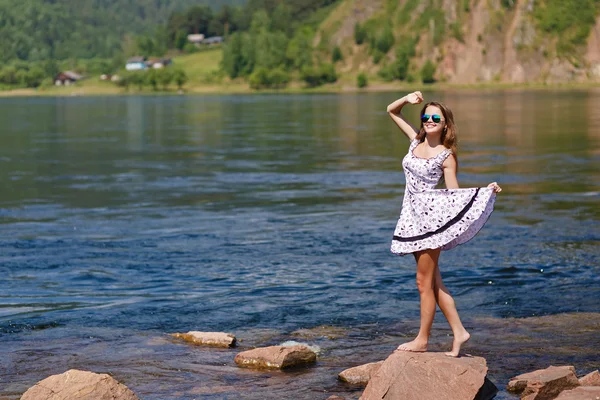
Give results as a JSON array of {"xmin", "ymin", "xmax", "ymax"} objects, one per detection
[{"xmin": 1, "ymin": 92, "xmax": 599, "ymax": 399}]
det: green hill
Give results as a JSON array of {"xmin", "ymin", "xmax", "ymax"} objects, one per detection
[{"xmin": 0, "ymin": 0, "xmax": 244, "ymax": 62}]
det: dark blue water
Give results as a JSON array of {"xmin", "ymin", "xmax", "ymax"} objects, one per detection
[{"xmin": 1, "ymin": 92, "xmax": 599, "ymax": 399}]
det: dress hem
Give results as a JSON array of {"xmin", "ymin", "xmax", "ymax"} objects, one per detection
[{"xmin": 390, "ymin": 189, "xmax": 496, "ymax": 256}]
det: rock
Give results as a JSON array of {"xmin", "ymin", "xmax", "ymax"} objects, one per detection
[
  {"xmin": 326, "ymin": 396, "xmax": 346, "ymax": 400},
  {"xmin": 507, "ymin": 365, "xmax": 580, "ymax": 399},
  {"xmin": 20, "ymin": 369, "xmax": 139, "ymax": 400},
  {"xmin": 554, "ymin": 386, "xmax": 600, "ymax": 400},
  {"xmin": 580, "ymin": 370, "xmax": 600, "ymax": 386},
  {"xmin": 234, "ymin": 345, "xmax": 316, "ymax": 369},
  {"xmin": 279, "ymin": 340, "xmax": 321, "ymax": 354},
  {"xmin": 172, "ymin": 331, "xmax": 236, "ymax": 348},
  {"xmin": 338, "ymin": 361, "xmax": 384, "ymax": 385},
  {"xmin": 360, "ymin": 351, "xmax": 495, "ymax": 400},
  {"xmin": 291, "ymin": 325, "xmax": 347, "ymax": 340}
]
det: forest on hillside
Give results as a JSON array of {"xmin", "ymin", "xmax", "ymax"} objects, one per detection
[
  {"xmin": 0, "ymin": 0, "xmax": 340, "ymax": 90},
  {"xmin": 0, "ymin": 0, "xmax": 244, "ymax": 62},
  {"xmin": 1, "ymin": 0, "xmax": 598, "ymax": 90}
]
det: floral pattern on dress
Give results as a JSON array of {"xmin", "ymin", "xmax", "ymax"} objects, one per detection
[{"xmin": 391, "ymin": 139, "xmax": 496, "ymax": 256}]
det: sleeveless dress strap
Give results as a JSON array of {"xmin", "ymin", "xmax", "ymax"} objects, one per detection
[
  {"xmin": 437, "ymin": 148, "xmax": 452, "ymax": 163},
  {"xmin": 410, "ymin": 138, "xmax": 420, "ymax": 150}
]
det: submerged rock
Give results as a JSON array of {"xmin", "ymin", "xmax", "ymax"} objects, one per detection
[
  {"xmin": 338, "ymin": 361, "xmax": 384, "ymax": 385},
  {"xmin": 554, "ymin": 386, "xmax": 600, "ymax": 399},
  {"xmin": 20, "ymin": 369, "xmax": 139, "ymax": 400},
  {"xmin": 579, "ymin": 370, "xmax": 600, "ymax": 386},
  {"xmin": 234, "ymin": 345, "xmax": 316, "ymax": 369},
  {"xmin": 507, "ymin": 365, "xmax": 580, "ymax": 399},
  {"xmin": 171, "ymin": 331, "xmax": 236, "ymax": 348},
  {"xmin": 360, "ymin": 351, "xmax": 495, "ymax": 400},
  {"xmin": 291, "ymin": 325, "xmax": 348, "ymax": 340},
  {"xmin": 279, "ymin": 340, "xmax": 321, "ymax": 354}
]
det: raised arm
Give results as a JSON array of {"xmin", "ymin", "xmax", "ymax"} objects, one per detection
[{"xmin": 386, "ymin": 91, "xmax": 423, "ymax": 141}]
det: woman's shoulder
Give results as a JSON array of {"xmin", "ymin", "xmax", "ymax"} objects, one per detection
[
  {"xmin": 409, "ymin": 137, "xmax": 421, "ymax": 148},
  {"xmin": 437, "ymin": 146, "xmax": 454, "ymax": 163},
  {"xmin": 439, "ymin": 148, "xmax": 456, "ymax": 168}
]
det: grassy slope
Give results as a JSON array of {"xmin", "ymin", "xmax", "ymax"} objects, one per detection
[
  {"xmin": 173, "ymin": 49, "xmax": 222, "ymax": 86},
  {"xmin": 11, "ymin": 48, "xmax": 240, "ymax": 96}
]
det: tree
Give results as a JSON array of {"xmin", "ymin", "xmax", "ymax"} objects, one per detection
[
  {"xmin": 375, "ymin": 24, "xmax": 395, "ymax": 54},
  {"xmin": 0, "ymin": 66, "xmax": 19, "ymax": 85},
  {"xmin": 157, "ymin": 68, "xmax": 173, "ymax": 90},
  {"xmin": 254, "ymin": 30, "xmax": 288, "ymax": 71},
  {"xmin": 286, "ymin": 26, "xmax": 314, "ymax": 70},
  {"xmin": 269, "ymin": 67, "xmax": 289, "ymax": 88},
  {"xmin": 129, "ymin": 71, "xmax": 145, "ymax": 90},
  {"xmin": 379, "ymin": 35, "xmax": 417, "ymax": 81},
  {"xmin": 271, "ymin": 3, "xmax": 293, "ymax": 37},
  {"xmin": 222, "ymin": 32, "xmax": 246, "ymax": 78},
  {"xmin": 421, "ymin": 60, "xmax": 437, "ymax": 83},
  {"xmin": 173, "ymin": 69, "xmax": 188, "ymax": 89},
  {"xmin": 249, "ymin": 67, "xmax": 269, "ymax": 89},
  {"xmin": 187, "ymin": 6, "xmax": 214, "ymax": 36},
  {"xmin": 332, "ymin": 46, "xmax": 343, "ymax": 63},
  {"xmin": 146, "ymin": 69, "xmax": 158, "ymax": 90},
  {"xmin": 24, "ymin": 66, "xmax": 45, "ymax": 88},
  {"xmin": 115, "ymin": 71, "xmax": 131, "ymax": 90},
  {"xmin": 301, "ymin": 63, "xmax": 337, "ymax": 87},
  {"xmin": 250, "ymin": 9, "xmax": 271, "ymax": 35},
  {"xmin": 136, "ymin": 35, "xmax": 155, "ymax": 56},
  {"xmin": 357, "ymin": 72, "xmax": 368, "ymax": 88},
  {"xmin": 167, "ymin": 11, "xmax": 188, "ymax": 48},
  {"xmin": 354, "ymin": 22, "xmax": 367, "ymax": 45},
  {"xmin": 249, "ymin": 66, "xmax": 289, "ymax": 89},
  {"xmin": 216, "ymin": 5, "xmax": 236, "ymax": 36},
  {"xmin": 175, "ymin": 30, "xmax": 188, "ymax": 51}
]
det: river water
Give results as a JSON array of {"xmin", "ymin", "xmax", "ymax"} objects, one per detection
[{"xmin": 0, "ymin": 91, "xmax": 598, "ymax": 399}]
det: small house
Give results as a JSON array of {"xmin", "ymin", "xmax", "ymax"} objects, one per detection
[
  {"xmin": 147, "ymin": 58, "xmax": 172, "ymax": 69},
  {"xmin": 126, "ymin": 56, "xmax": 147, "ymax": 71},
  {"xmin": 187, "ymin": 34, "xmax": 205, "ymax": 46},
  {"xmin": 54, "ymin": 71, "xmax": 83, "ymax": 86},
  {"xmin": 203, "ymin": 36, "xmax": 224, "ymax": 45}
]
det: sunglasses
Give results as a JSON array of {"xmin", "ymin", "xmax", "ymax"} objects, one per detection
[{"xmin": 421, "ymin": 114, "xmax": 444, "ymax": 123}]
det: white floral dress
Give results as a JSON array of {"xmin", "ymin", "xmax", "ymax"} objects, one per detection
[{"xmin": 391, "ymin": 139, "xmax": 496, "ymax": 255}]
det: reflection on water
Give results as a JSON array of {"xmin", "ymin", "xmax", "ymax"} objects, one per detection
[{"xmin": 0, "ymin": 92, "xmax": 598, "ymax": 399}]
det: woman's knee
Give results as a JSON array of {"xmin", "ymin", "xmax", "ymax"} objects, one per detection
[{"xmin": 416, "ymin": 274, "xmax": 434, "ymax": 293}]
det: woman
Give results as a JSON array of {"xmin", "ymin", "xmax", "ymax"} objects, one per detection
[{"xmin": 387, "ymin": 91, "xmax": 502, "ymax": 357}]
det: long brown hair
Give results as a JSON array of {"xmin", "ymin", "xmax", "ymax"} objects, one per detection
[{"xmin": 416, "ymin": 101, "xmax": 458, "ymax": 155}]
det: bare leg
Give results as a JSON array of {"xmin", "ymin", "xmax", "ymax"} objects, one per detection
[
  {"xmin": 396, "ymin": 249, "xmax": 438, "ymax": 352},
  {"xmin": 433, "ymin": 265, "xmax": 470, "ymax": 357}
]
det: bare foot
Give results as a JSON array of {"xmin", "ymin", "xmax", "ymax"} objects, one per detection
[
  {"xmin": 395, "ymin": 338, "xmax": 428, "ymax": 353},
  {"xmin": 445, "ymin": 331, "xmax": 470, "ymax": 357}
]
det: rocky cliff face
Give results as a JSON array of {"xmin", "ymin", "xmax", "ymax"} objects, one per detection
[{"xmin": 319, "ymin": 0, "xmax": 600, "ymax": 84}]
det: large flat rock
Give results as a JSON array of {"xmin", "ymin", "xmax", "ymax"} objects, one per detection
[
  {"xmin": 360, "ymin": 351, "xmax": 495, "ymax": 400},
  {"xmin": 234, "ymin": 345, "xmax": 316, "ymax": 369},
  {"xmin": 508, "ymin": 365, "xmax": 580, "ymax": 399},
  {"xmin": 20, "ymin": 369, "xmax": 139, "ymax": 400}
]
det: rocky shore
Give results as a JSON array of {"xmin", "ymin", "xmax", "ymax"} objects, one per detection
[{"xmin": 17, "ymin": 330, "xmax": 600, "ymax": 400}]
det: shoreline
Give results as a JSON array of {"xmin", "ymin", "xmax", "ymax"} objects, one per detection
[
  {"xmin": 3, "ymin": 313, "xmax": 600, "ymax": 399},
  {"xmin": 3, "ymin": 80, "xmax": 600, "ymax": 97}
]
